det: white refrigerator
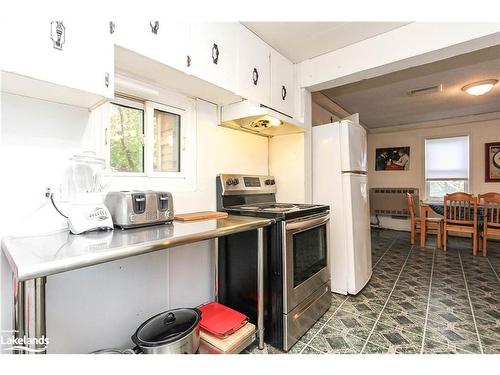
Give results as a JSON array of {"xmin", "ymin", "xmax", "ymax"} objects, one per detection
[{"xmin": 312, "ymin": 115, "xmax": 372, "ymax": 295}]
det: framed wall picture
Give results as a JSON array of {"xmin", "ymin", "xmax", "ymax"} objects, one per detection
[
  {"xmin": 375, "ymin": 146, "xmax": 410, "ymax": 171},
  {"xmin": 485, "ymin": 142, "xmax": 500, "ymax": 182}
]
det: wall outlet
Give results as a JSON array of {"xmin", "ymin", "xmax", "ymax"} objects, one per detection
[{"xmin": 45, "ymin": 184, "xmax": 69, "ymax": 202}]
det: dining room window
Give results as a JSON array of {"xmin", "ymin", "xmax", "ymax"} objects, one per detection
[{"xmin": 425, "ymin": 136, "xmax": 470, "ymax": 200}]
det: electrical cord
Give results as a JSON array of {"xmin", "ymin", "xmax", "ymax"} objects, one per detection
[{"xmin": 50, "ymin": 193, "xmax": 68, "ymax": 218}]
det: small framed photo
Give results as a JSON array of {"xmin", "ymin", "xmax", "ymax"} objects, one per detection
[{"xmin": 485, "ymin": 142, "xmax": 500, "ymax": 182}]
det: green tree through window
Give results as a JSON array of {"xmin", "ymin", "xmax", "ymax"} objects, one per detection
[{"xmin": 110, "ymin": 103, "xmax": 144, "ymax": 173}]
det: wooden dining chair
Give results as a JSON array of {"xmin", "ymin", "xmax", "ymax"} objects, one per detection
[
  {"xmin": 443, "ymin": 192, "xmax": 478, "ymax": 255},
  {"xmin": 478, "ymin": 192, "xmax": 500, "ymax": 257},
  {"xmin": 406, "ymin": 193, "xmax": 443, "ymax": 248}
]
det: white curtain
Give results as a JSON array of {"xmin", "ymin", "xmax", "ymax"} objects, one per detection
[{"xmin": 425, "ymin": 136, "xmax": 469, "ymax": 179}]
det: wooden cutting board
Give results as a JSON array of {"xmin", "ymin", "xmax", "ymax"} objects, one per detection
[
  {"xmin": 174, "ymin": 211, "xmax": 229, "ymax": 222},
  {"xmin": 200, "ymin": 322, "xmax": 256, "ymax": 353}
]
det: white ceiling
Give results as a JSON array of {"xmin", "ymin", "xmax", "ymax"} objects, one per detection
[
  {"xmin": 320, "ymin": 45, "xmax": 500, "ymax": 129},
  {"xmin": 241, "ymin": 22, "xmax": 410, "ymax": 63}
]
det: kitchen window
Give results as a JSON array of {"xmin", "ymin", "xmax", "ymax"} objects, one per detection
[
  {"xmin": 145, "ymin": 101, "xmax": 186, "ymax": 177},
  {"xmin": 109, "ymin": 100, "xmax": 145, "ymax": 174},
  {"xmin": 153, "ymin": 109, "xmax": 181, "ymax": 173},
  {"xmin": 425, "ymin": 136, "xmax": 470, "ymax": 200},
  {"xmin": 105, "ymin": 96, "xmax": 193, "ymax": 184}
]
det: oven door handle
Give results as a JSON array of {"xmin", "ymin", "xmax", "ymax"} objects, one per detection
[{"xmin": 285, "ymin": 213, "xmax": 329, "ymax": 231}]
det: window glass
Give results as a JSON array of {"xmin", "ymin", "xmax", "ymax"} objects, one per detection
[
  {"xmin": 109, "ymin": 103, "xmax": 144, "ymax": 173},
  {"xmin": 428, "ymin": 180, "xmax": 466, "ymax": 198},
  {"xmin": 153, "ymin": 109, "xmax": 181, "ymax": 173}
]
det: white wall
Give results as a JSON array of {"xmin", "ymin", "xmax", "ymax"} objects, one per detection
[
  {"xmin": 270, "ymin": 133, "xmax": 305, "ymax": 203},
  {"xmin": 0, "ymin": 93, "xmax": 268, "ymax": 353},
  {"xmin": 311, "ymin": 101, "xmax": 339, "ymax": 126},
  {"xmin": 367, "ymin": 118, "xmax": 500, "ymax": 230}
]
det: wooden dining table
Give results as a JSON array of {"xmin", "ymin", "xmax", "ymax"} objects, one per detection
[{"xmin": 419, "ymin": 201, "xmax": 485, "ymax": 248}]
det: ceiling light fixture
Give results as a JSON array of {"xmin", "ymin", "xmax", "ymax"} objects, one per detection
[{"xmin": 462, "ymin": 79, "xmax": 498, "ymax": 96}]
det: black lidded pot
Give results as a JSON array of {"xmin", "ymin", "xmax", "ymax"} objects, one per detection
[{"xmin": 132, "ymin": 308, "xmax": 202, "ymax": 354}]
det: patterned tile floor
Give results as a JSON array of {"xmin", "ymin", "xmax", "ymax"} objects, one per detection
[{"xmin": 246, "ymin": 229, "xmax": 500, "ymax": 354}]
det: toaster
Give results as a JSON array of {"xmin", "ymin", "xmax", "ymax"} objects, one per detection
[{"xmin": 104, "ymin": 191, "xmax": 174, "ymax": 229}]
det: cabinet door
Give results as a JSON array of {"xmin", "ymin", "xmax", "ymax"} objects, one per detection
[
  {"xmin": 270, "ymin": 49, "xmax": 294, "ymax": 116},
  {"xmin": 113, "ymin": 20, "xmax": 188, "ymax": 73},
  {"xmin": 0, "ymin": 17, "xmax": 113, "ymax": 99},
  {"xmin": 188, "ymin": 22, "xmax": 238, "ymax": 92},
  {"xmin": 237, "ymin": 25, "xmax": 270, "ymax": 104}
]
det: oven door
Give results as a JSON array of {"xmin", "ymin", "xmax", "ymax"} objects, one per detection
[{"xmin": 283, "ymin": 212, "xmax": 330, "ymax": 312}]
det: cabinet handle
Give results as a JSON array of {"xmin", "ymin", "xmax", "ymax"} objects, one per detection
[
  {"xmin": 104, "ymin": 73, "xmax": 110, "ymax": 88},
  {"xmin": 109, "ymin": 21, "xmax": 115, "ymax": 34},
  {"xmin": 50, "ymin": 21, "xmax": 65, "ymax": 51},
  {"xmin": 150, "ymin": 21, "xmax": 159, "ymax": 34},
  {"xmin": 212, "ymin": 43, "xmax": 219, "ymax": 65},
  {"xmin": 281, "ymin": 85, "xmax": 287, "ymax": 100},
  {"xmin": 186, "ymin": 55, "xmax": 191, "ymax": 68},
  {"xmin": 252, "ymin": 68, "xmax": 259, "ymax": 86}
]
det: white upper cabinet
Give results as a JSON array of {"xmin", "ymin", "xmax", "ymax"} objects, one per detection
[
  {"xmin": 0, "ymin": 17, "xmax": 113, "ymax": 100},
  {"xmin": 113, "ymin": 20, "xmax": 188, "ymax": 73},
  {"xmin": 0, "ymin": 20, "xmax": 297, "ymax": 115},
  {"xmin": 187, "ymin": 23, "xmax": 238, "ymax": 92},
  {"xmin": 270, "ymin": 48, "xmax": 294, "ymax": 116},
  {"xmin": 237, "ymin": 25, "xmax": 271, "ymax": 105}
]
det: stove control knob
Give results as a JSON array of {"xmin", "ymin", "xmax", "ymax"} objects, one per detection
[
  {"xmin": 265, "ymin": 179, "xmax": 275, "ymax": 185},
  {"xmin": 226, "ymin": 178, "xmax": 240, "ymax": 186}
]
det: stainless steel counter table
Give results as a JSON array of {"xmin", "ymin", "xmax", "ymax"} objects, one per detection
[{"xmin": 1, "ymin": 215, "xmax": 272, "ymax": 354}]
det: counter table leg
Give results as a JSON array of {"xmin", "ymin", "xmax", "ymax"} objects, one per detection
[
  {"xmin": 257, "ymin": 227, "xmax": 264, "ymax": 350},
  {"xmin": 13, "ymin": 277, "xmax": 47, "ymax": 354},
  {"xmin": 13, "ymin": 274, "xmax": 24, "ymax": 350},
  {"xmin": 214, "ymin": 238, "xmax": 219, "ymax": 302}
]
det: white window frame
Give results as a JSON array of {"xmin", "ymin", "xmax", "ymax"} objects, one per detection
[
  {"xmin": 144, "ymin": 101, "xmax": 189, "ymax": 179},
  {"xmin": 101, "ymin": 94, "xmax": 197, "ymax": 192},
  {"xmin": 106, "ymin": 97, "xmax": 146, "ymax": 177},
  {"xmin": 424, "ymin": 135, "xmax": 470, "ymax": 201}
]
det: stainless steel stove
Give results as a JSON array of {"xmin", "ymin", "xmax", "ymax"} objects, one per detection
[{"xmin": 216, "ymin": 174, "xmax": 331, "ymax": 351}]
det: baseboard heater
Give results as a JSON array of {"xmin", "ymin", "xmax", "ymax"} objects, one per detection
[{"xmin": 369, "ymin": 188, "xmax": 419, "ymax": 218}]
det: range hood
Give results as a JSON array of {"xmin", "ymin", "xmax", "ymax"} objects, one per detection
[{"xmin": 220, "ymin": 101, "xmax": 305, "ymax": 137}]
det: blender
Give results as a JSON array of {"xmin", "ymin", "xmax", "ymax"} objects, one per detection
[{"xmin": 67, "ymin": 152, "xmax": 113, "ymax": 235}]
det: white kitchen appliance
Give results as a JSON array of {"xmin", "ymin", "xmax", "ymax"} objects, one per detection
[
  {"xmin": 67, "ymin": 194, "xmax": 113, "ymax": 235},
  {"xmin": 312, "ymin": 114, "xmax": 372, "ymax": 295},
  {"xmin": 66, "ymin": 153, "xmax": 113, "ymax": 235}
]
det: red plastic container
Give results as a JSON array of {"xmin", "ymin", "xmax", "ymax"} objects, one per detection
[{"xmin": 198, "ymin": 302, "xmax": 248, "ymax": 337}]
